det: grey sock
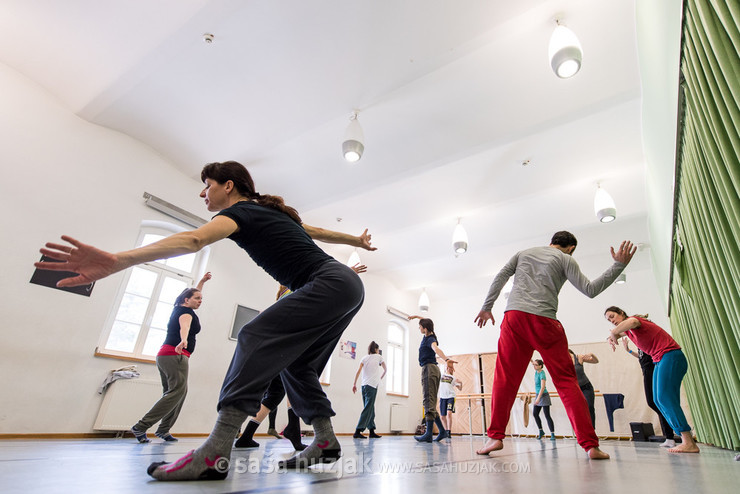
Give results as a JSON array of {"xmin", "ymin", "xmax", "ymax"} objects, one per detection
[
  {"xmin": 282, "ymin": 416, "xmax": 340, "ymax": 467},
  {"xmin": 149, "ymin": 406, "xmax": 248, "ymax": 481}
]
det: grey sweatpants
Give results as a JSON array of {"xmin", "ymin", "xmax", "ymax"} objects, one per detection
[
  {"xmin": 421, "ymin": 363, "xmax": 441, "ymax": 421},
  {"xmin": 135, "ymin": 353, "xmax": 189, "ymax": 434},
  {"xmin": 218, "ymin": 260, "xmax": 364, "ymax": 424}
]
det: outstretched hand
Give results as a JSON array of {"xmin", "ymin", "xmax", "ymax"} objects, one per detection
[
  {"xmin": 359, "ymin": 229, "xmax": 377, "ymax": 251},
  {"xmin": 611, "ymin": 241, "xmax": 637, "ymax": 265},
  {"xmin": 351, "ymin": 263, "xmax": 367, "ymax": 274},
  {"xmin": 35, "ymin": 235, "xmax": 120, "ymax": 287},
  {"xmin": 475, "ymin": 310, "xmax": 494, "ymax": 328},
  {"xmin": 607, "ymin": 333, "xmax": 620, "ymax": 351}
]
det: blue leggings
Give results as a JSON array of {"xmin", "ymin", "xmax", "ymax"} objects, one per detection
[{"xmin": 653, "ymin": 349, "xmax": 691, "ymax": 433}]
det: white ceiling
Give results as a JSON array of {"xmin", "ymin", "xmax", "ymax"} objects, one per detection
[{"xmin": 1, "ymin": 0, "xmax": 658, "ymax": 307}]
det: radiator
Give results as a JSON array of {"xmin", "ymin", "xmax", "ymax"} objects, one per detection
[
  {"xmin": 390, "ymin": 403, "xmax": 408, "ymax": 432},
  {"xmin": 93, "ymin": 379, "xmax": 162, "ymax": 431}
]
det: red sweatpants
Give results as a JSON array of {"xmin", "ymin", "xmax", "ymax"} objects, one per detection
[{"xmin": 487, "ymin": 310, "xmax": 599, "ymax": 451}]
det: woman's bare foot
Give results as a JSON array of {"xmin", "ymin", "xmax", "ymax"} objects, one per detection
[
  {"xmin": 476, "ymin": 438, "xmax": 503, "ymax": 455},
  {"xmin": 669, "ymin": 432, "xmax": 700, "ymax": 453},
  {"xmin": 668, "ymin": 443, "xmax": 700, "ymax": 453},
  {"xmin": 587, "ymin": 447, "xmax": 610, "ymax": 460}
]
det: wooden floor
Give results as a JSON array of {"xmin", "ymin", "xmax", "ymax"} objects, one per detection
[{"xmin": 0, "ymin": 434, "xmax": 737, "ymax": 493}]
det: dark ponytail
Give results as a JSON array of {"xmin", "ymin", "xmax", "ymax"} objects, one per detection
[
  {"xmin": 201, "ymin": 161, "xmax": 302, "ymax": 224},
  {"xmin": 419, "ymin": 318, "xmax": 438, "ymax": 344},
  {"xmin": 604, "ymin": 306, "xmax": 627, "ymax": 318}
]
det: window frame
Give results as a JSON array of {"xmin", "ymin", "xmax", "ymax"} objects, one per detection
[
  {"xmin": 385, "ymin": 318, "xmax": 409, "ymax": 396},
  {"xmin": 96, "ymin": 221, "xmax": 209, "ymax": 362}
]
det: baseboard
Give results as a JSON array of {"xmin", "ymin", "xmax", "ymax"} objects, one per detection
[{"xmin": 0, "ymin": 432, "xmax": 210, "ymax": 440}]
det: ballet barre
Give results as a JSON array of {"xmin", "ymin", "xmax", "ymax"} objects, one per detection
[{"xmin": 455, "ymin": 391, "xmax": 603, "ymax": 437}]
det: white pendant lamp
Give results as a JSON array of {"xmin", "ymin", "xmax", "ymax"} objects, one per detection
[
  {"xmin": 452, "ymin": 218, "xmax": 468, "ymax": 255},
  {"xmin": 343, "ymin": 111, "xmax": 364, "ymax": 163},
  {"xmin": 594, "ymin": 184, "xmax": 617, "ymax": 223},
  {"xmin": 347, "ymin": 249, "xmax": 361, "ymax": 267},
  {"xmin": 418, "ymin": 288, "xmax": 430, "ymax": 313},
  {"xmin": 548, "ymin": 22, "xmax": 583, "ymax": 79}
]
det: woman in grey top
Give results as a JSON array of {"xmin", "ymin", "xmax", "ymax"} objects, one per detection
[{"xmin": 568, "ymin": 349, "xmax": 599, "ymax": 427}]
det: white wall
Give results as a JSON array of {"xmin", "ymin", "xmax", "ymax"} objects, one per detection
[
  {"xmin": 0, "ymin": 57, "xmax": 678, "ymax": 437},
  {"xmin": 0, "ymin": 62, "xmax": 421, "ymax": 435}
]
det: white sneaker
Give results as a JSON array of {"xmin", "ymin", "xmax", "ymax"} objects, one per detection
[{"xmin": 660, "ymin": 439, "xmax": 676, "ymax": 448}]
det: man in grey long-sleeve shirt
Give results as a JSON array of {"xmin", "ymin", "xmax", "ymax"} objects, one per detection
[{"xmin": 474, "ymin": 231, "xmax": 636, "ymax": 460}]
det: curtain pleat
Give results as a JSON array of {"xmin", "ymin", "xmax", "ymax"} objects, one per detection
[{"xmin": 670, "ymin": 0, "xmax": 740, "ymax": 450}]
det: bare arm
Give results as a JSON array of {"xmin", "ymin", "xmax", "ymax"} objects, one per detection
[
  {"xmin": 581, "ymin": 353, "xmax": 599, "ymax": 364},
  {"xmin": 622, "ymin": 339, "xmax": 640, "ymax": 359},
  {"xmin": 431, "ymin": 342, "xmax": 456, "ymax": 364},
  {"xmin": 36, "ymin": 216, "xmax": 238, "ymax": 287},
  {"xmin": 302, "ymin": 225, "xmax": 377, "ymax": 251},
  {"xmin": 195, "ymin": 271, "xmax": 212, "ymax": 291},
  {"xmin": 352, "ymin": 363, "xmax": 364, "ymax": 393},
  {"xmin": 607, "ymin": 317, "xmax": 642, "ymax": 350},
  {"xmin": 380, "ymin": 361, "xmax": 387, "ymax": 380},
  {"xmin": 175, "ymin": 313, "xmax": 193, "ymax": 354}
]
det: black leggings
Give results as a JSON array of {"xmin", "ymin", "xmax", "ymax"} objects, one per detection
[
  {"xmin": 580, "ymin": 382, "xmax": 596, "ymax": 427},
  {"xmin": 533, "ymin": 405, "xmax": 554, "ymax": 432}
]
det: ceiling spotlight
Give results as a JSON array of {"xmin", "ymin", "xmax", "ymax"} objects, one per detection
[
  {"xmin": 594, "ymin": 184, "xmax": 617, "ymax": 223},
  {"xmin": 452, "ymin": 218, "xmax": 469, "ymax": 255},
  {"xmin": 418, "ymin": 288, "xmax": 430, "ymax": 313},
  {"xmin": 615, "ymin": 273, "xmax": 626, "ymax": 284},
  {"xmin": 343, "ymin": 111, "xmax": 364, "ymax": 163},
  {"xmin": 203, "ymin": 33, "xmax": 214, "ymax": 44},
  {"xmin": 548, "ymin": 21, "xmax": 582, "ymax": 78}
]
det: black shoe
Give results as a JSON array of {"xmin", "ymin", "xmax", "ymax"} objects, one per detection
[
  {"xmin": 278, "ymin": 449, "xmax": 341, "ymax": 469},
  {"xmin": 353, "ymin": 430, "xmax": 367, "ymax": 439},
  {"xmin": 234, "ymin": 437, "xmax": 259, "ymax": 449},
  {"xmin": 368, "ymin": 430, "xmax": 382, "ymax": 438}
]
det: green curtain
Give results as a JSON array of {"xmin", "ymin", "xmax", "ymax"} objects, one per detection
[{"xmin": 670, "ymin": 0, "xmax": 740, "ymax": 450}]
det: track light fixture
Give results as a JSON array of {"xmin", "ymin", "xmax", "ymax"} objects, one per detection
[
  {"xmin": 548, "ymin": 20, "xmax": 583, "ymax": 78},
  {"xmin": 343, "ymin": 111, "xmax": 364, "ymax": 163},
  {"xmin": 594, "ymin": 183, "xmax": 617, "ymax": 223}
]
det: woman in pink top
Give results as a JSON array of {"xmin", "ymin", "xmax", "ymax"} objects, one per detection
[{"xmin": 604, "ymin": 306, "xmax": 699, "ymax": 453}]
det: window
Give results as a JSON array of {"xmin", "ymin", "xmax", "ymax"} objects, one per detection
[
  {"xmin": 98, "ymin": 223, "xmax": 208, "ymax": 361},
  {"xmin": 386, "ymin": 320, "xmax": 408, "ymax": 395}
]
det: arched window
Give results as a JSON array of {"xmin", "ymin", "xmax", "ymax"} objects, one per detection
[
  {"xmin": 386, "ymin": 320, "xmax": 408, "ymax": 395},
  {"xmin": 97, "ymin": 222, "xmax": 209, "ymax": 361}
]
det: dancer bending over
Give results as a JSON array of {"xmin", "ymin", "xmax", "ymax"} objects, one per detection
[{"xmin": 605, "ymin": 306, "xmax": 699, "ymax": 453}]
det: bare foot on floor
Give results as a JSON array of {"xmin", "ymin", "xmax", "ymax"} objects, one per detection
[
  {"xmin": 668, "ymin": 443, "xmax": 700, "ymax": 453},
  {"xmin": 588, "ymin": 447, "xmax": 610, "ymax": 460},
  {"xmin": 476, "ymin": 438, "xmax": 503, "ymax": 455}
]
